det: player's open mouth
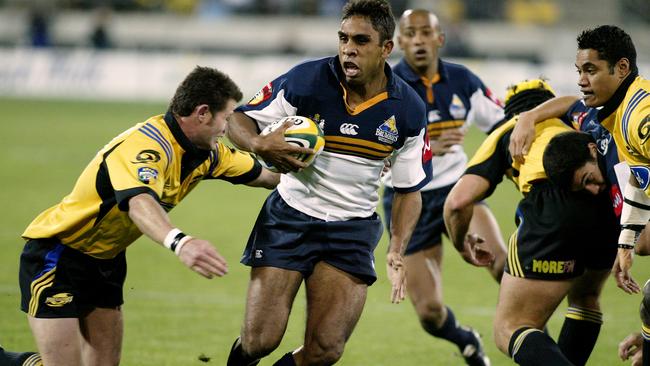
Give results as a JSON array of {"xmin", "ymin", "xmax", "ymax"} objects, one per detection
[
  {"xmin": 414, "ymin": 49, "xmax": 427, "ymax": 60},
  {"xmin": 343, "ymin": 62, "xmax": 360, "ymax": 77},
  {"xmin": 581, "ymin": 90, "xmax": 594, "ymax": 99}
]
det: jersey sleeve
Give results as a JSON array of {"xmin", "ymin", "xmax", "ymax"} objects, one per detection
[
  {"xmin": 236, "ymin": 74, "xmax": 299, "ymax": 132},
  {"xmin": 624, "ymin": 97, "xmax": 650, "ymax": 195},
  {"xmin": 390, "ymin": 98, "xmax": 433, "ymax": 192},
  {"xmin": 465, "ymin": 120, "xmax": 514, "ymax": 197},
  {"xmin": 104, "ymin": 131, "xmax": 170, "ymax": 211},
  {"xmin": 464, "ymin": 71, "xmax": 504, "ymax": 133},
  {"xmin": 205, "ymin": 143, "xmax": 263, "ymax": 184},
  {"xmin": 564, "ymin": 100, "xmax": 590, "ymax": 129}
]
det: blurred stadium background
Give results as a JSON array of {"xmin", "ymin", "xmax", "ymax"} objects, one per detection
[{"xmin": 2, "ymin": 1, "xmax": 650, "ymax": 365}]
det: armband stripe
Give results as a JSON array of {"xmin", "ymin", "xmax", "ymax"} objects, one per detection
[{"xmin": 624, "ymin": 197, "xmax": 650, "ymax": 211}]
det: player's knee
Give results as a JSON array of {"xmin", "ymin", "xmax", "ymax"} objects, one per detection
[
  {"xmin": 493, "ymin": 322, "xmax": 512, "ymax": 355},
  {"xmin": 303, "ymin": 336, "xmax": 345, "ymax": 365},
  {"xmin": 240, "ymin": 331, "xmax": 281, "ymax": 359}
]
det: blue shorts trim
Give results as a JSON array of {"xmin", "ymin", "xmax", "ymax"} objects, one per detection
[{"xmin": 242, "ymin": 190, "xmax": 383, "ymax": 285}]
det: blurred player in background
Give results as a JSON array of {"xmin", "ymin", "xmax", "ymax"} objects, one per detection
[
  {"xmin": 18, "ymin": 66, "xmax": 278, "ymax": 366},
  {"xmin": 381, "ymin": 9, "xmax": 505, "ymax": 365},
  {"xmin": 225, "ymin": 1, "xmax": 432, "ymax": 365},
  {"xmin": 444, "ymin": 79, "xmax": 618, "ymax": 366}
]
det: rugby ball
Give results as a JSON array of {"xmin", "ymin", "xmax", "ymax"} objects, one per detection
[{"xmin": 258, "ymin": 116, "xmax": 325, "ymax": 172}]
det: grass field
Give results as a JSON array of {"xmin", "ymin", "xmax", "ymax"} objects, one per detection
[{"xmin": 1, "ymin": 96, "xmax": 649, "ymax": 365}]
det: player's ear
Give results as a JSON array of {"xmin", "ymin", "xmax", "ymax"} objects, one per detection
[
  {"xmin": 382, "ymin": 39, "xmax": 394, "ymax": 58},
  {"xmin": 587, "ymin": 142, "xmax": 598, "ymax": 159},
  {"xmin": 195, "ymin": 104, "xmax": 210, "ymax": 122},
  {"xmin": 615, "ymin": 58, "xmax": 631, "ymax": 78},
  {"xmin": 438, "ymin": 31, "xmax": 446, "ymax": 48}
]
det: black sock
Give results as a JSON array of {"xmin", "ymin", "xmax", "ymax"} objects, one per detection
[
  {"xmin": 429, "ymin": 307, "xmax": 477, "ymax": 351},
  {"xmin": 642, "ymin": 324, "xmax": 650, "ymax": 366},
  {"xmin": 272, "ymin": 352, "xmax": 297, "ymax": 366},
  {"xmin": 0, "ymin": 348, "xmax": 41, "ymax": 366},
  {"xmin": 226, "ymin": 337, "xmax": 260, "ymax": 366},
  {"xmin": 557, "ymin": 307, "xmax": 602, "ymax": 366},
  {"xmin": 508, "ymin": 327, "xmax": 574, "ymax": 366}
]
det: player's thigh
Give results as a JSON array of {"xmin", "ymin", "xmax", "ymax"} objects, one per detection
[
  {"xmin": 243, "ymin": 266, "xmax": 303, "ymax": 337},
  {"xmin": 404, "ymin": 246, "xmax": 444, "ymax": 309},
  {"xmin": 566, "ymin": 269, "xmax": 609, "ymax": 308},
  {"xmin": 495, "ymin": 273, "xmax": 572, "ymax": 335},
  {"xmin": 79, "ymin": 306, "xmax": 123, "ymax": 366},
  {"xmin": 28, "ymin": 315, "xmax": 83, "ymax": 366},
  {"xmin": 304, "ymin": 262, "xmax": 368, "ymax": 346}
]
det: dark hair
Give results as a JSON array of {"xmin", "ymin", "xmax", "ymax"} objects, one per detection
[
  {"xmin": 169, "ymin": 66, "xmax": 242, "ymax": 117},
  {"xmin": 342, "ymin": 0, "xmax": 395, "ymax": 44},
  {"xmin": 543, "ymin": 131, "xmax": 596, "ymax": 189},
  {"xmin": 577, "ymin": 25, "xmax": 638, "ymax": 74}
]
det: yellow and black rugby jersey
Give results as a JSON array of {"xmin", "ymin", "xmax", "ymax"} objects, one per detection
[
  {"xmin": 597, "ymin": 74, "xmax": 650, "ymax": 195},
  {"xmin": 466, "ymin": 116, "xmax": 571, "ymax": 195},
  {"xmin": 23, "ymin": 112, "xmax": 262, "ymax": 259}
]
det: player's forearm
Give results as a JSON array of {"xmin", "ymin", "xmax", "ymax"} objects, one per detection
[
  {"xmin": 389, "ymin": 191, "xmax": 421, "ymax": 255},
  {"xmin": 227, "ymin": 112, "xmax": 262, "ymax": 153},
  {"xmin": 128, "ymin": 193, "xmax": 173, "ymax": 245},
  {"xmin": 519, "ymin": 96, "xmax": 580, "ymax": 125},
  {"xmin": 443, "ymin": 175, "xmax": 490, "ymax": 251}
]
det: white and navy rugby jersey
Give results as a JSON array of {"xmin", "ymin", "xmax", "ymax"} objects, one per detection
[
  {"xmin": 385, "ymin": 59, "xmax": 503, "ymax": 190},
  {"xmin": 237, "ymin": 56, "xmax": 432, "ymax": 221}
]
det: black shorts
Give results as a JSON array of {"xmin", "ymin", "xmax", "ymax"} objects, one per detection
[
  {"xmin": 505, "ymin": 181, "xmax": 618, "ymax": 280},
  {"xmin": 19, "ymin": 238, "xmax": 126, "ymax": 318},
  {"xmin": 241, "ymin": 190, "xmax": 383, "ymax": 285}
]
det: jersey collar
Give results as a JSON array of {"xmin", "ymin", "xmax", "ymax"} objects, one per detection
[
  {"xmin": 163, "ymin": 111, "xmax": 210, "ymax": 157},
  {"xmin": 328, "ymin": 56, "xmax": 402, "ymax": 100},
  {"xmin": 597, "ymin": 70, "xmax": 639, "ymax": 122},
  {"xmin": 395, "ymin": 58, "xmax": 447, "ymax": 84}
]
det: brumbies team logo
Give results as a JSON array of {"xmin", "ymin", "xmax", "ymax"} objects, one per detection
[
  {"xmin": 45, "ymin": 293, "xmax": 74, "ymax": 307},
  {"xmin": 247, "ymin": 82, "xmax": 273, "ymax": 106},
  {"xmin": 138, "ymin": 167, "xmax": 159, "ymax": 184},
  {"xmin": 631, "ymin": 166, "xmax": 650, "ymax": 190},
  {"xmin": 449, "ymin": 94, "xmax": 466, "ymax": 119},
  {"xmin": 376, "ymin": 116, "xmax": 398, "ymax": 144}
]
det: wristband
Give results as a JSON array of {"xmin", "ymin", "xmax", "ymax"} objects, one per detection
[
  {"xmin": 618, "ymin": 227, "xmax": 642, "ymax": 248},
  {"xmin": 163, "ymin": 228, "xmax": 183, "ymax": 250},
  {"xmin": 173, "ymin": 235, "xmax": 193, "ymax": 256}
]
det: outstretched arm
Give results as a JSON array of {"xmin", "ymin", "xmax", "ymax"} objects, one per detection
[
  {"xmin": 128, "ymin": 193, "xmax": 228, "ymax": 279},
  {"xmin": 509, "ymin": 96, "xmax": 580, "ymax": 164},
  {"xmin": 386, "ymin": 190, "xmax": 421, "ymax": 304},
  {"xmin": 227, "ymin": 112, "xmax": 312, "ymax": 173},
  {"xmin": 443, "ymin": 174, "xmax": 495, "ymax": 267}
]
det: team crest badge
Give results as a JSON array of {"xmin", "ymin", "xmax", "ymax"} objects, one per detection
[
  {"xmin": 247, "ymin": 83, "xmax": 273, "ymax": 106},
  {"xmin": 138, "ymin": 167, "xmax": 159, "ymax": 184},
  {"xmin": 449, "ymin": 94, "xmax": 466, "ymax": 119},
  {"xmin": 376, "ymin": 116, "xmax": 399, "ymax": 144},
  {"xmin": 631, "ymin": 166, "xmax": 650, "ymax": 190}
]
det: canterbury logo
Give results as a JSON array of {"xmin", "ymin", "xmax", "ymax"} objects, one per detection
[
  {"xmin": 340, "ymin": 123, "xmax": 359, "ymax": 135},
  {"xmin": 45, "ymin": 293, "xmax": 74, "ymax": 307}
]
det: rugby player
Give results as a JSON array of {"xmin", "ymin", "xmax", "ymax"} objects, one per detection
[
  {"xmin": 225, "ymin": 1, "xmax": 432, "ymax": 365},
  {"xmin": 444, "ymin": 79, "xmax": 618, "ymax": 366},
  {"xmin": 381, "ymin": 9, "xmax": 505, "ymax": 365}
]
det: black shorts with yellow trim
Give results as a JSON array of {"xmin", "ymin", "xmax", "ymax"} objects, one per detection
[
  {"xmin": 19, "ymin": 238, "xmax": 126, "ymax": 318},
  {"xmin": 505, "ymin": 181, "xmax": 617, "ymax": 280}
]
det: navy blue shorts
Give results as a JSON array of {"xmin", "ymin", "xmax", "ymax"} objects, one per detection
[
  {"xmin": 241, "ymin": 190, "xmax": 383, "ymax": 285},
  {"xmin": 19, "ymin": 238, "xmax": 126, "ymax": 318},
  {"xmin": 383, "ymin": 184, "xmax": 457, "ymax": 255}
]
